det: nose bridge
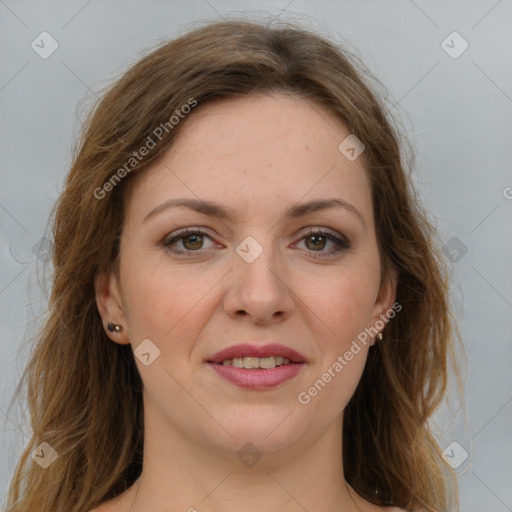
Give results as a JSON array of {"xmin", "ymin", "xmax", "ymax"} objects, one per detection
[
  {"xmin": 225, "ymin": 232, "xmax": 295, "ymax": 322},
  {"xmin": 235, "ymin": 233, "xmax": 284, "ymax": 291}
]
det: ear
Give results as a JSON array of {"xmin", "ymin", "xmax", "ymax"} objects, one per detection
[
  {"xmin": 369, "ymin": 267, "xmax": 398, "ymax": 346},
  {"xmin": 94, "ymin": 270, "xmax": 130, "ymax": 345}
]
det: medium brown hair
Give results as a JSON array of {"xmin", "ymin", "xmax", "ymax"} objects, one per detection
[{"xmin": 6, "ymin": 19, "xmax": 460, "ymax": 512}]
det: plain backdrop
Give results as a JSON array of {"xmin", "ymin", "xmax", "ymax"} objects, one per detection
[{"xmin": 1, "ymin": 1, "xmax": 511, "ymax": 510}]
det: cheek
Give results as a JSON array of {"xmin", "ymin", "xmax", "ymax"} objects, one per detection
[
  {"xmin": 298, "ymin": 278, "xmax": 373, "ymax": 413},
  {"xmin": 120, "ymin": 255, "xmax": 219, "ymax": 347},
  {"xmin": 125, "ymin": 274, "xmax": 174, "ymax": 337},
  {"xmin": 304, "ymin": 267, "xmax": 379, "ymax": 350}
]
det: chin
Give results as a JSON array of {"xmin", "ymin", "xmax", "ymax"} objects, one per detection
[{"xmin": 209, "ymin": 412, "xmax": 310, "ymax": 456}]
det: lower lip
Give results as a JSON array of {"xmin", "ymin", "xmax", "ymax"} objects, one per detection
[{"xmin": 207, "ymin": 362, "xmax": 304, "ymax": 390}]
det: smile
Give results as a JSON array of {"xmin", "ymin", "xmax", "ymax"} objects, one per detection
[
  {"xmin": 218, "ymin": 356, "xmax": 291, "ymax": 369},
  {"xmin": 206, "ymin": 343, "xmax": 307, "ymax": 390}
]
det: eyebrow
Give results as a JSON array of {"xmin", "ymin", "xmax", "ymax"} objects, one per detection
[{"xmin": 143, "ymin": 197, "xmax": 366, "ymax": 228}]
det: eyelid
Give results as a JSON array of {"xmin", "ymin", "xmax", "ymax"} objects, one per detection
[
  {"xmin": 162, "ymin": 226, "xmax": 350, "ymax": 256},
  {"xmin": 297, "ymin": 226, "xmax": 349, "ymax": 242},
  {"xmin": 162, "ymin": 227, "xmax": 217, "ymax": 248},
  {"xmin": 292, "ymin": 227, "xmax": 350, "ymax": 255}
]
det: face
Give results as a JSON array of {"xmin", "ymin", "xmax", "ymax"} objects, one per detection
[{"xmin": 96, "ymin": 92, "xmax": 396, "ymax": 460}]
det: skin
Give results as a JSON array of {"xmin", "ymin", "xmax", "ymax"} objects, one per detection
[{"xmin": 94, "ymin": 92, "xmax": 403, "ymax": 512}]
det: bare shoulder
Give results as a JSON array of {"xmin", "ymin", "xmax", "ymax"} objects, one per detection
[
  {"xmin": 363, "ymin": 500, "xmax": 409, "ymax": 512},
  {"xmin": 88, "ymin": 503, "xmax": 112, "ymax": 512},
  {"xmin": 385, "ymin": 507, "xmax": 428, "ymax": 512},
  {"xmin": 88, "ymin": 496, "xmax": 124, "ymax": 512},
  {"xmin": 88, "ymin": 504, "xmax": 118, "ymax": 512},
  {"xmin": 88, "ymin": 482, "xmax": 137, "ymax": 511},
  {"xmin": 385, "ymin": 507, "xmax": 427, "ymax": 512}
]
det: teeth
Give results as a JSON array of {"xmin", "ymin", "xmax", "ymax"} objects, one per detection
[
  {"xmin": 259, "ymin": 356, "xmax": 276, "ymax": 369},
  {"xmin": 219, "ymin": 356, "xmax": 292, "ymax": 369},
  {"xmin": 244, "ymin": 357, "xmax": 261, "ymax": 369}
]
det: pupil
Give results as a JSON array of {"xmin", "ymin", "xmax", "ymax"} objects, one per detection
[
  {"xmin": 307, "ymin": 235, "xmax": 326, "ymax": 250},
  {"xmin": 185, "ymin": 234, "xmax": 202, "ymax": 250}
]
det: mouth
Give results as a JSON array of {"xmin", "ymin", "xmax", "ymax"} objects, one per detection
[
  {"xmin": 214, "ymin": 355, "xmax": 293, "ymax": 369},
  {"xmin": 207, "ymin": 343, "xmax": 306, "ymax": 365},
  {"xmin": 206, "ymin": 344, "xmax": 306, "ymax": 390}
]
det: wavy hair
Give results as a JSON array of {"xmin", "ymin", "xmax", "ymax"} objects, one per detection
[{"xmin": 6, "ymin": 19, "xmax": 461, "ymax": 512}]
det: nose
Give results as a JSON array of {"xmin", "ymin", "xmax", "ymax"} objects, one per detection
[{"xmin": 222, "ymin": 240, "xmax": 295, "ymax": 325}]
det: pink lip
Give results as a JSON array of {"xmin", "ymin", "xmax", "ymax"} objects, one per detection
[
  {"xmin": 207, "ymin": 363, "xmax": 304, "ymax": 390},
  {"xmin": 206, "ymin": 344, "xmax": 306, "ymax": 390},
  {"xmin": 207, "ymin": 343, "xmax": 306, "ymax": 364}
]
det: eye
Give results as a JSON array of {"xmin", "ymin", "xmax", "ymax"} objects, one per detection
[
  {"xmin": 163, "ymin": 228, "xmax": 215, "ymax": 253},
  {"xmin": 162, "ymin": 227, "xmax": 350, "ymax": 258},
  {"xmin": 294, "ymin": 228, "xmax": 350, "ymax": 258}
]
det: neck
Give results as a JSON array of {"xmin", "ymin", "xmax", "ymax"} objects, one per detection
[{"xmin": 125, "ymin": 409, "xmax": 364, "ymax": 512}]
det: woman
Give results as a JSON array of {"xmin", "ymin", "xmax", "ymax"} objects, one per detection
[{"xmin": 6, "ymin": 19, "xmax": 460, "ymax": 512}]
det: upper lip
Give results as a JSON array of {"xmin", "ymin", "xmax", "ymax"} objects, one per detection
[{"xmin": 207, "ymin": 344, "xmax": 307, "ymax": 364}]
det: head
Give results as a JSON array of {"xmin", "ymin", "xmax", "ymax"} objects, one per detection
[
  {"xmin": 95, "ymin": 89, "xmax": 398, "ymax": 468},
  {"xmin": 8, "ymin": 19, "xmax": 458, "ymax": 512}
]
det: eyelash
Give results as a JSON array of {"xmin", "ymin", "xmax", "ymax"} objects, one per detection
[{"xmin": 162, "ymin": 227, "xmax": 350, "ymax": 258}]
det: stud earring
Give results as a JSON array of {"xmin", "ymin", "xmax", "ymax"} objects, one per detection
[
  {"xmin": 376, "ymin": 332, "xmax": 383, "ymax": 341},
  {"xmin": 107, "ymin": 322, "xmax": 122, "ymax": 333}
]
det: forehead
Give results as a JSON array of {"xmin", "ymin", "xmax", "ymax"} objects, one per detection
[{"xmin": 125, "ymin": 92, "xmax": 373, "ymax": 226}]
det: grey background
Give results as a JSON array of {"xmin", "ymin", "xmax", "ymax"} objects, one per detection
[{"xmin": 1, "ymin": 1, "xmax": 511, "ymax": 510}]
